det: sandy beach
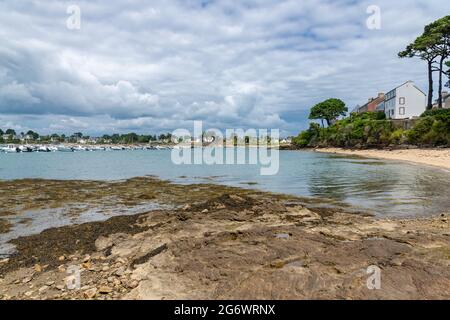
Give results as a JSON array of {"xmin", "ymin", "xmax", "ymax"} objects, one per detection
[{"xmin": 315, "ymin": 148, "xmax": 450, "ymax": 171}]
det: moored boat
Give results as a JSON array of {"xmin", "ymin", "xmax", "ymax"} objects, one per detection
[
  {"xmin": 37, "ymin": 145, "xmax": 51, "ymax": 152},
  {"xmin": 1, "ymin": 145, "xmax": 20, "ymax": 153},
  {"xmin": 57, "ymin": 146, "xmax": 75, "ymax": 152},
  {"xmin": 18, "ymin": 145, "xmax": 33, "ymax": 152}
]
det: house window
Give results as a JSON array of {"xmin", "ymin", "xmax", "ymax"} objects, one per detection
[
  {"xmin": 399, "ymin": 97, "xmax": 405, "ymax": 105},
  {"xmin": 399, "ymin": 107, "xmax": 405, "ymax": 115}
]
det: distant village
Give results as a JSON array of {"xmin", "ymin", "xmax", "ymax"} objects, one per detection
[{"xmin": 352, "ymin": 80, "xmax": 450, "ymax": 118}]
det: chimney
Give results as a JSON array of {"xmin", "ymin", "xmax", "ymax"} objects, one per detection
[{"xmin": 378, "ymin": 92, "xmax": 385, "ymax": 98}]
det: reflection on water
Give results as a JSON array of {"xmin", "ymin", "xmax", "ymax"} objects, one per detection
[{"xmin": 0, "ymin": 149, "xmax": 449, "ymax": 217}]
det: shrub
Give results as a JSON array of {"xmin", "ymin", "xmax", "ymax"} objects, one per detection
[
  {"xmin": 294, "ymin": 110, "xmax": 449, "ymax": 148},
  {"xmin": 421, "ymin": 108, "xmax": 450, "ymax": 119},
  {"xmin": 407, "ymin": 117, "xmax": 434, "ymax": 145},
  {"xmin": 422, "ymin": 120, "xmax": 449, "ymax": 146},
  {"xmin": 390, "ymin": 129, "xmax": 406, "ymax": 144},
  {"xmin": 292, "ymin": 123, "xmax": 320, "ymax": 147}
]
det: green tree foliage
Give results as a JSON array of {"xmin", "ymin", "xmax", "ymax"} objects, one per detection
[
  {"xmin": 292, "ymin": 123, "xmax": 321, "ymax": 147},
  {"xmin": 5, "ymin": 129, "xmax": 16, "ymax": 136},
  {"xmin": 293, "ymin": 111, "xmax": 450, "ymax": 149},
  {"xmin": 399, "ymin": 15, "xmax": 450, "ymax": 109},
  {"xmin": 308, "ymin": 98, "xmax": 348, "ymax": 127},
  {"xmin": 26, "ymin": 130, "xmax": 40, "ymax": 140},
  {"xmin": 425, "ymin": 16, "xmax": 450, "ymax": 107}
]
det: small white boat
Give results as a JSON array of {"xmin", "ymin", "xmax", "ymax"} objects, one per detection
[
  {"xmin": 37, "ymin": 146, "xmax": 51, "ymax": 152},
  {"xmin": 73, "ymin": 146, "xmax": 87, "ymax": 152},
  {"xmin": 57, "ymin": 146, "xmax": 74, "ymax": 152},
  {"xmin": 2, "ymin": 145, "xmax": 19, "ymax": 153},
  {"xmin": 18, "ymin": 145, "xmax": 33, "ymax": 153}
]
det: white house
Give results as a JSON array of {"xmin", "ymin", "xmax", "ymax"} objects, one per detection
[
  {"xmin": 20, "ymin": 134, "xmax": 34, "ymax": 142},
  {"xmin": 384, "ymin": 81, "xmax": 426, "ymax": 119}
]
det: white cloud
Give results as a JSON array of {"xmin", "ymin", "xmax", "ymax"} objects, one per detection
[
  {"xmin": 0, "ymin": 0, "xmax": 447, "ymax": 135},
  {"xmin": 0, "ymin": 81, "xmax": 40, "ymax": 105}
]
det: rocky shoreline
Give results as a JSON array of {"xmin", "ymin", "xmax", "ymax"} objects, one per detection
[{"xmin": 0, "ymin": 178, "xmax": 449, "ymax": 300}]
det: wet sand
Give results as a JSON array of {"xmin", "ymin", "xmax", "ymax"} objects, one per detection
[
  {"xmin": 0, "ymin": 178, "xmax": 449, "ymax": 300},
  {"xmin": 316, "ymin": 147, "xmax": 450, "ymax": 171}
]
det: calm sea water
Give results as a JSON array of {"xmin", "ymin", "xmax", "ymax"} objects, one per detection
[{"xmin": 0, "ymin": 149, "xmax": 449, "ymax": 217}]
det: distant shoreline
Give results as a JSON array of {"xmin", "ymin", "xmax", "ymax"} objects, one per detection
[
  {"xmin": 0, "ymin": 142, "xmax": 292, "ymax": 150},
  {"xmin": 315, "ymin": 147, "xmax": 450, "ymax": 171}
]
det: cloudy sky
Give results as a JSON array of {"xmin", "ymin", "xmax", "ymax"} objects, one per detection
[{"xmin": 0, "ymin": 0, "xmax": 447, "ymax": 136}]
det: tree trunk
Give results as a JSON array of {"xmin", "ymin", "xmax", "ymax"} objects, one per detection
[
  {"xmin": 427, "ymin": 60, "xmax": 434, "ymax": 110},
  {"xmin": 321, "ymin": 119, "xmax": 324, "ymax": 128},
  {"xmin": 325, "ymin": 119, "xmax": 331, "ymax": 127},
  {"xmin": 438, "ymin": 56, "xmax": 444, "ymax": 108}
]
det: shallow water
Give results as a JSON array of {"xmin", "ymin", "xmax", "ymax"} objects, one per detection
[
  {"xmin": 0, "ymin": 202, "xmax": 171, "ymax": 257},
  {"xmin": 0, "ymin": 149, "xmax": 449, "ymax": 218}
]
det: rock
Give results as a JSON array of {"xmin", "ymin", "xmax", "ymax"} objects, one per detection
[
  {"xmin": 0, "ymin": 258, "xmax": 9, "ymax": 264},
  {"xmin": 46, "ymin": 281, "xmax": 55, "ymax": 286},
  {"xmin": 83, "ymin": 255, "xmax": 91, "ymax": 263},
  {"xmin": 24, "ymin": 291, "xmax": 33, "ymax": 297},
  {"xmin": 38, "ymin": 286, "xmax": 49, "ymax": 294},
  {"xmin": 274, "ymin": 233, "xmax": 290, "ymax": 239},
  {"xmin": 58, "ymin": 265, "xmax": 66, "ymax": 273},
  {"xmin": 98, "ymin": 286, "xmax": 112, "ymax": 294},
  {"xmin": 56, "ymin": 285, "xmax": 65, "ymax": 291},
  {"xmin": 58, "ymin": 255, "xmax": 65, "ymax": 261},
  {"xmin": 22, "ymin": 277, "xmax": 33, "ymax": 284},
  {"xmin": 84, "ymin": 288, "xmax": 97, "ymax": 299},
  {"xmin": 102, "ymin": 266, "xmax": 110, "ymax": 272},
  {"xmin": 34, "ymin": 264, "xmax": 42, "ymax": 272},
  {"xmin": 127, "ymin": 280, "xmax": 139, "ymax": 289},
  {"xmin": 270, "ymin": 260, "xmax": 286, "ymax": 269},
  {"xmin": 115, "ymin": 267, "xmax": 125, "ymax": 276},
  {"xmin": 95, "ymin": 233, "xmax": 129, "ymax": 251},
  {"xmin": 182, "ymin": 204, "xmax": 191, "ymax": 211},
  {"xmin": 201, "ymin": 209, "xmax": 209, "ymax": 213},
  {"xmin": 82, "ymin": 262, "xmax": 92, "ymax": 269},
  {"xmin": 229, "ymin": 194, "xmax": 246, "ymax": 203}
]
